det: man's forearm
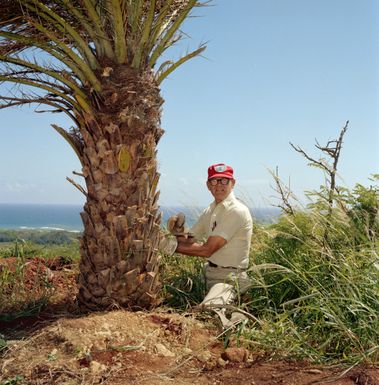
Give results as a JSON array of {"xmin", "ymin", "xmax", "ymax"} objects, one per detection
[
  {"xmin": 176, "ymin": 242, "xmax": 211, "ymax": 258},
  {"xmin": 176, "ymin": 234, "xmax": 227, "ymax": 258}
]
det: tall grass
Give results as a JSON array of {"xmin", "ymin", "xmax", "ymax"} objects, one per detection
[
  {"xmin": 160, "ymin": 253, "xmax": 207, "ymax": 309},
  {"xmin": 0, "ymin": 254, "xmax": 52, "ymax": 320},
  {"xmin": 245, "ymin": 180, "xmax": 379, "ymax": 364}
]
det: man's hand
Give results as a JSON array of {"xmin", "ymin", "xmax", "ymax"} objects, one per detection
[
  {"xmin": 167, "ymin": 212, "xmax": 186, "ymax": 235},
  {"xmin": 158, "ymin": 235, "xmax": 178, "ymax": 256},
  {"xmin": 176, "ymin": 232, "xmax": 196, "ymax": 246}
]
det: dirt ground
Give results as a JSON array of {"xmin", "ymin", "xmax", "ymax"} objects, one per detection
[{"xmin": 1, "ymin": 257, "xmax": 379, "ymax": 385}]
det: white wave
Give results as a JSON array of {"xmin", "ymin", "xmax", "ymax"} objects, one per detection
[
  {"xmin": 41, "ymin": 226, "xmax": 81, "ymax": 233},
  {"xmin": 17, "ymin": 226, "xmax": 81, "ymax": 233}
]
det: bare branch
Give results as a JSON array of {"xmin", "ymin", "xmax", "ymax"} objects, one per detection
[
  {"xmin": 66, "ymin": 176, "xmax": 87, "ymax": 196},
  {"xmin": 290, "ymin": 121, "xmax": 349, "ymax": 244},
  {"xmin": 269, "ymin": 168, "xmax": 295, "ymax": 216},
  {"xmin": 289, "ymin": 142, "xmax": 329, "ymax": 172}
]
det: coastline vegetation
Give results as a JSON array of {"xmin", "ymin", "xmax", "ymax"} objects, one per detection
[
  {"xmin": 0, "ymin": 230, "xmax": 81, "ymax": 260},
  {"xmin": 0, "ymin": 229, "xmax": 80, "ymax": 245}
]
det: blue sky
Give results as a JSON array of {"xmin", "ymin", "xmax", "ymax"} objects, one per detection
[{"xmin": 0, "ymin": 0, "xmax": 378, "ymax": 207}]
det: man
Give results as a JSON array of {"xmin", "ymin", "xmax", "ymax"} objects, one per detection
[{"xmin": 165, "ymin": 163, "xmax": 253, "ymax": 327}]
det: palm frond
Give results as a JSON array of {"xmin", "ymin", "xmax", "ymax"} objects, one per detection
[
  {"xmin": 0, "ymin": 0, "xmax": 207, "ymax": 124},
  {"xmin": 108, "ymin": 0, "xmax": 127, "ymax": 63},
  {"xmin": 131, "ymin": 0, "xmax": 156, "ymax": 68},
  {"xmin": 149, "ymin": 0, "xmax": 197, "ymax": 67},
  {"xmin": 81, "ymin": 0, "xmax": 115, "ymax": 58},
  {"xmin": 21, "ymin": 0, "xmax": 99, "ymax": 70},
  {"xmin": 156, "ymin": 43, "xmax": 205, "ymax": 83},
  {"xmin": 52, "ymin": 123, "xmax": 84, "ymax": 163},
  {"xmin": 0, "ymin": 54, "xmax": 85, "ymax": 98}
]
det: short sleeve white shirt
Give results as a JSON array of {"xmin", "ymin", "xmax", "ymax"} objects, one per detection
[{"xmin": 190, "ymin": 192, "xmax": 253, "ymax": 269}]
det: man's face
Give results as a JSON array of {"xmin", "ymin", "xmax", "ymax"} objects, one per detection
[{"xmin": 207, "ymin": 178, "xmax": 235, "ymax": 203}]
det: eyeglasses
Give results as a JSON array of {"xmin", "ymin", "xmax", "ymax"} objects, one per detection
[{"xmin": 208, "ymin": 178, "xmax": 230, "ymax": 186}]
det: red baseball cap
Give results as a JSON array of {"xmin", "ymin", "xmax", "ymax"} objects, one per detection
[{"xmin": 207, "ymin": 163, "xmax": 234, "ymax": 180}]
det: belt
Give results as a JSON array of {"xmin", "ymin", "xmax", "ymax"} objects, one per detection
[{"xmin": 208, "ymin": 261, "xmax": 242, "ymax": 270}]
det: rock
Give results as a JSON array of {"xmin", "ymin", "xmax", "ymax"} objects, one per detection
[
  {"xmin": 204, "ymin": 360, "xmax": 217, "ymax": 370},
  {"xmin": 182, "ymin": 347, "xmax": 193, "ymax": 356},
  {"xmin": 350, "ymin": 371, "xmax": 377, "ymax": 385},
  {"xmin": 46, "ymin": 267, "xmax": 54, "ymax": 281},
  {"xmin": 217, "ymin": 357, "xmax": 228, "ymax": 367},
  {"xmin": 89, "ymin": 360, "xmax": 107, "ymax": 374},
  {"xmin": 155, "ymin": 343, "xmax": 175, "ymax": 357},
  {"xmin": 221, "ymin": 347, "xmax": 249, "ymax": 363},
  {"xmin": 196, "ymin": 350, "xmax": 212, "ymax": 363},
  {"xmin": 306, "ymin": 369, "xmax": 323, "ymax": 374}
]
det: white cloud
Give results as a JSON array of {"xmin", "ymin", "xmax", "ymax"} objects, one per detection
[{"xmin": 5, "ymin": 182, "xmax": 36, "ymax": 193}]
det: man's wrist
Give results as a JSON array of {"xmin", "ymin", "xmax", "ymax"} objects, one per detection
[{"xmin": 176, "ymin": 233, "xmax": 195, "ymax": 244}]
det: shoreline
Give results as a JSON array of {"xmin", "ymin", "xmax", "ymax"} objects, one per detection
[{"xmin": 0, "ymin": 205, "xmax": 281, "ymax": 233}]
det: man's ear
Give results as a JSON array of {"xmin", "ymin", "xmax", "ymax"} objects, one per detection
[{"xmin": 231, "ymin": 179, "xmax": 236, "ymax": 187}]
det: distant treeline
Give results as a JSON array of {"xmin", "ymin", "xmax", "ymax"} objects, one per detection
[{"xmin": 0, "ymin": 230, "xmax": 80, "ymax": 245}]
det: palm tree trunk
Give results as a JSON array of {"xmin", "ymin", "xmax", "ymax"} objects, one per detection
[{"xmin": 77, "ymin": 67, "xmax": 164, "ymax": 310}]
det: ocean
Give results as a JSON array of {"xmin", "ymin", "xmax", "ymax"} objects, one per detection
[
  {"xmin": 0, "ymin": 203, "xmax": 281, "ymax": 232},
  {"xmin": 0, "ymin": 203, "xmax": 83, "ymax": 232}
]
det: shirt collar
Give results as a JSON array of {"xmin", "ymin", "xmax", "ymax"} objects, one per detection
[{"xmin": 210, "ymin": 191, "xmax": 236, "ymax": 209}]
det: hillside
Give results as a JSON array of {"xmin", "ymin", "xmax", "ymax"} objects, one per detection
[{"xmin": 1, "ymin": 257, "xmax": 378, "ymax": 385}]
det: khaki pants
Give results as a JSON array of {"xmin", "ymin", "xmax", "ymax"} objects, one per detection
[
  {"xmin": 204, "ymin": 263, "xmax": 251, "ymax": 293},
  {"xmin": 200, "ymin": 263, "xmax": 251, "ymax": 327}
]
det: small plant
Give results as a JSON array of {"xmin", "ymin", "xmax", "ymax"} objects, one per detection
[
  {"xmin": 13, "ymin": 238, "xmax": 25, "ymax": 259},
  {"xmin": 47, "ymin": 348, "xmax": 58, "ymax": 362},
  {"xmin": 0, "ymin": 375, "xmax": 24, "ymax": 385}
]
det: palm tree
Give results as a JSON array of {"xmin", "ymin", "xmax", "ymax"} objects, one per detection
[{"xmin": 0, "ymin": 0, "xmax": 205, "ymax": 310}]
